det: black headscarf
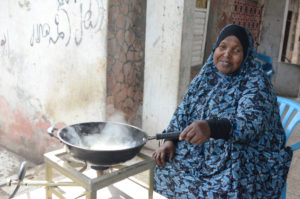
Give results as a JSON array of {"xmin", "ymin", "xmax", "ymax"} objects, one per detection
[{"xmin": 215, "ymin": 24, "xmax": 250, "ymax": 59}]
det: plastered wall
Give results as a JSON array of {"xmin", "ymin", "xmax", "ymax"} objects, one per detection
[
  {"xmin": 0, "ymin": 0, "xmax": 108, "ymax": 163},
  {"xmin": 143, "ymin": 0, "xmax": 186, "ymax": 149}
]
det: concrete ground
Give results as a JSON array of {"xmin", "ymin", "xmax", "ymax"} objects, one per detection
[
  {"xmin": 0, "ymin": 147, "xmax": 165, "ymax": 199},
  {"xmin": 0, "ymin": 146, "xmax": 36, "ymax": 198},
  {"xmin": 0, "ymin": 98, "xmax": 299, "ymax": 199}
]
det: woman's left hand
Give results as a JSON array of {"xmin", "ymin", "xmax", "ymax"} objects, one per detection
[{"xmin": 179, "ymin": 120, "xmax": 211, "ymax": 146}]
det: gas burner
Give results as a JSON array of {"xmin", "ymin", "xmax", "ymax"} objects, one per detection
[
  {"xmin": 90, "ymin": 165, "xmax": 110, "ymax": 171},
  {"xmin": 90, "ymin": 165, "xmax": 110, "ymax": 177}
]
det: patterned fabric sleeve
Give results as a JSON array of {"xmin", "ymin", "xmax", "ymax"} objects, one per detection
[{"xmin": 232, "ymin": 71, "xmax": 274, "ymax": 143}]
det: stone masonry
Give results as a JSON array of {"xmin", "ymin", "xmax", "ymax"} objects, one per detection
[{"xmin": 106, "ymin": 0, "xmax": 146, "ymax": 127}]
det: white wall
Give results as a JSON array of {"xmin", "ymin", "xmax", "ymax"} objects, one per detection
[
  {"xmin": 143, "ymin": 0, "xmax": 185, "ymax": 148},
  {"xmin": 0, "ymin": 0, "xmax": 108, "ymax": 125},
  {"xmin": 0, "ymin": 0, "xmax": 108, "ymax": 161}
]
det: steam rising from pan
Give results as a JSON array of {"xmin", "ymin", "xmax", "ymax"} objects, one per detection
[
  {"xmin": 63, "ymin": 112, "xmax": 138, "ymax": 150},
  {"xmin": 83, "ymin": 122, "xmax": 138, "ymax": 150}
]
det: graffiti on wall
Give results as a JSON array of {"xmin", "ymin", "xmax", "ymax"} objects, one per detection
[
  {"xmin": 30, "ymin": 0, "xmax": 106, "ymax": 47},
  {"xmin": 0, "ymin": 30, "xmax": 9, "ymax": 57}
]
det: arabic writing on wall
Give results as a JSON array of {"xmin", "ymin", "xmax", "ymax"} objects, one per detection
[{"xmin": 30, "ymin": 0, "xmax": 106, "ymax": 47}]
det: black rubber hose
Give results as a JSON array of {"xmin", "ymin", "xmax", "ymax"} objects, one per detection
[{"xmin": 9, "ymin": 161, "xmax": 27, "ymax": 199}]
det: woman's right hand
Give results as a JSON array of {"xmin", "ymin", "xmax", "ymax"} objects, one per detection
[{"xmin": 152, "ymin": 140, "xmax": 176, "ymax": 167}]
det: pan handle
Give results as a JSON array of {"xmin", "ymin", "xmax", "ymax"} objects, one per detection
[
  {"xmin": 47, "ymin": 126, "xmax": 60, "ymax": 140},
  {"xmin": 148, "ymin": 132, "xmax": 181, "ymax": 140}
]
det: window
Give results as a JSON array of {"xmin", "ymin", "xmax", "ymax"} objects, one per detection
[
  {"xmin": 281, "ymin": 0, "xmax": 300, "ymax": 64},
  {"xmin": 196, "ymin": 0, "xmax": 207, "ymax": 8}
]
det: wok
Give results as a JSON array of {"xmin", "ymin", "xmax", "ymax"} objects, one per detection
[{"xmin": 47, "ymin": 121, "xmax": 180, "ymax": 166}]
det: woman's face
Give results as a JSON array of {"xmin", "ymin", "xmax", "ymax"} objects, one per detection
[{"xmin": 213, "ymin": 35, "xmax": 244, "ymax": 74}]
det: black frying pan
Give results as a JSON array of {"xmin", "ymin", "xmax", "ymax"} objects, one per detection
[{"xmin": 47, "ymin": 121, "xmax": 180, "ymax": 166}]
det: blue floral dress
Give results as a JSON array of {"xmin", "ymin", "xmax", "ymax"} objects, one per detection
[{"xmin": 154, "ymin": 25, "xmax": 293, "ymax": 198}]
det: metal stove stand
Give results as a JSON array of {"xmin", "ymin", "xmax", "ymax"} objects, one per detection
[{"xmin": 44, "ymin": 148, "xmax": 155, "ymax": 199}]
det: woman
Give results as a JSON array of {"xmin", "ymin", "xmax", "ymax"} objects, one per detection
[{"xmin": 152, "ymin": 24, "xmax": 293, "ymax": 198}]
